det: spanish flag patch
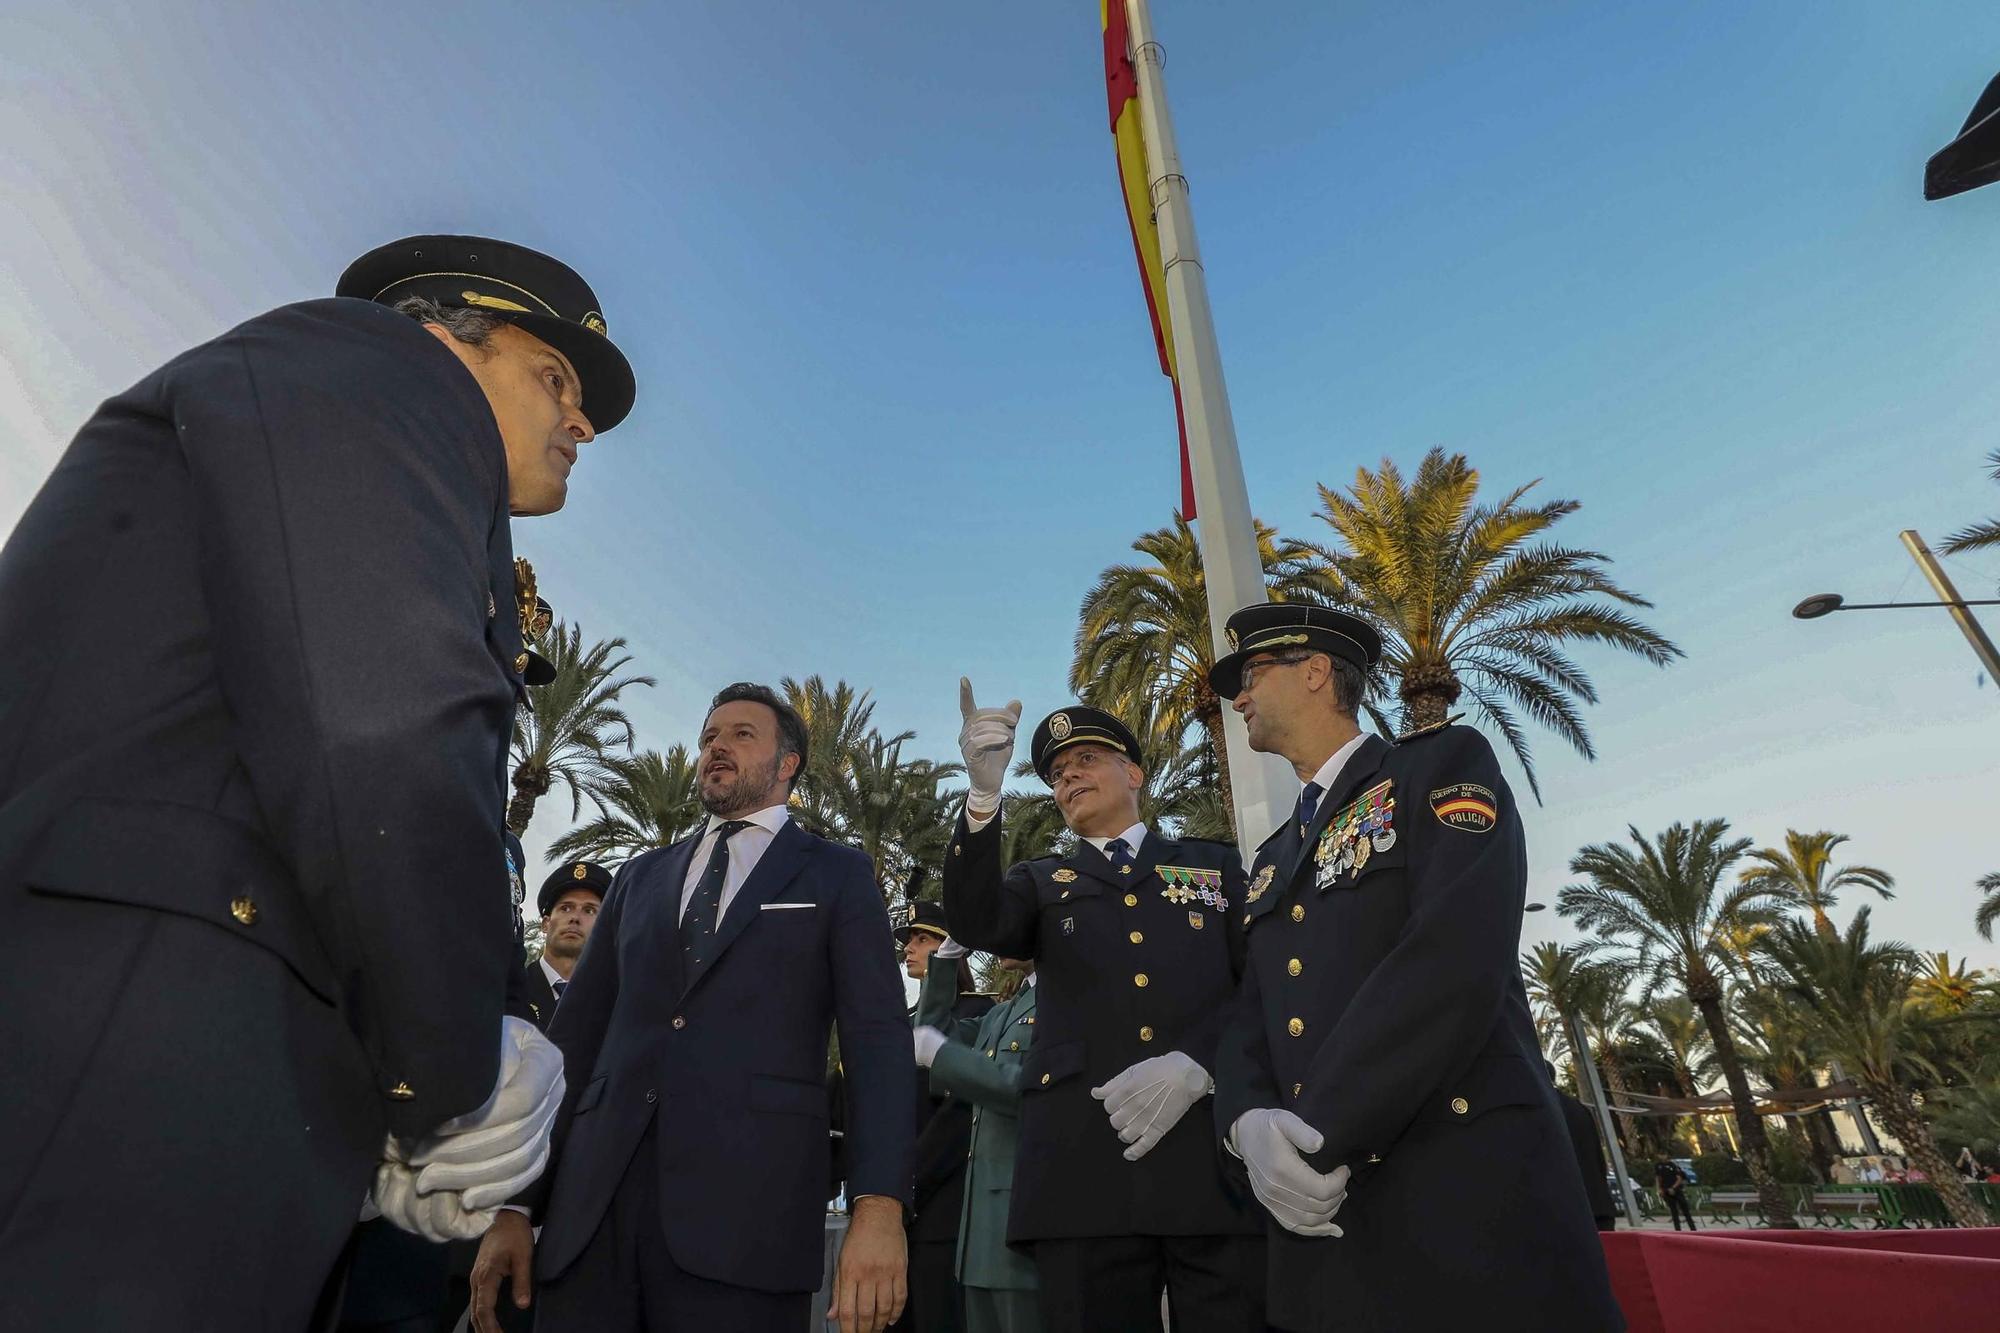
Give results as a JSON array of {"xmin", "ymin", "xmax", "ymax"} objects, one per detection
[{"xmin": 1429, "ymin": 783, "xmax": 1497, "ymax": 833}]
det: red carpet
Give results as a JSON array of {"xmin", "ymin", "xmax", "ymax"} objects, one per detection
[{"xmin": 1602, "ymin": 1228, "xmax": 2000, "ymax": 1333}]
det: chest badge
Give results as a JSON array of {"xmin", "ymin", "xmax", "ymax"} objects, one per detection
[
  {"xmin": 1061, "ymin": 917, "xmax": 1075, "ymax": 936},
  {"xmin": 1316, "ymin": 779, "xmax": 1396, "ymax": 889},
  {"xmin": 1158, "ymin": 864, "xmax": 1229, "ymax": 912},
  {"xmin": 1052, "ymin": 868, "xmax": 1078, "ymax": 884},
  {"xmin": 1188, "ymin": 911, "xmax": 1205, "ymax": 930},
  {"xmin": 1246, "ymin": 863, "xmax": 1277, "ymax": 904}
]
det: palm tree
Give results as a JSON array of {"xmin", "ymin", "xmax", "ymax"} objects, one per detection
[
  {"xmin": 1559, "ymin": 820, "xmax": 1799, "ymax": 1225},
  {"xmin": 508, "ymin": 623, "xmax": 655, "ymax": 834},
  {"xmin": 1070, "ymin": 515, "xmax": 1327, "ymax": 832},
  {"xmin": 1572, "ymin": 977, "xmax": 1644, "ymax": 1155},
  {"xmin": 1309, "ymin": 448, "xmax": 1681, "ymax": 800},
  {"xmin": 1739, "ymin": 830, "xmax": 1894, "ymax": 941},
  {"xmin": 1637, "ymin": 997, "xmax": 1720, "ymax": 1155},
  {"xmin": 1908, "ymin": 953, "xmax": 1986, "ymax": 1017},
  {"xmin": 1758, "ymin": 912, "xmax": 1988, "ymax": 1227},
  {"xmin": 1976, "ymin": 872, "xmax": 2000, "ymax": 941},
  {"xmin": 549, "ymin": 745, "xmax": 704, "ymax": 865},
  {"xmin": 1731, "ymin": 990, "xmax": 1842, "ymax": 1181},
  {"xmin": 1941, "ymin": 448, "xmax": 2000, "ymax": 554},
  {"xmin": 1521, "ymin": 943, "xmax": 1615, "ymax": 1102},
  {"xmin": 824, "ymin": 732, "xmax": 962, "ymax": 900},
  {"xmin": 781, "ymin": 676, "xmax": 898, "ymax": 836}
]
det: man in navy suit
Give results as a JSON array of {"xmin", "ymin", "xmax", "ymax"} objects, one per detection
[{"xmin": 471, "ymin": 683, "xmax": 916, "ymax": 1333}]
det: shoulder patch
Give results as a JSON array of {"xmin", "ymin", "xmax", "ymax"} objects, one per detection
[
  {"xmin": 1429, "ymin": 782, "xmax": 1496, "ymax": 832},
  {"xmin": 1396, "ymin": 713, "xmax": 1465, "ymax": 744}
]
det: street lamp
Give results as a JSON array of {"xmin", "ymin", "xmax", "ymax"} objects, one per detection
[{"xmin": 1794, "ymin": 531, "xmax": 2000, "ymax": 684}]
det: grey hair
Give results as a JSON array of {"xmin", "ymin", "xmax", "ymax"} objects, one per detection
[{"xmin": 390, "ymin": 295, "xmax": 504, "ymax": 347}]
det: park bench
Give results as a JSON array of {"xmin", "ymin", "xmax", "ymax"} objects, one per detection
[
  {"xmin": 1706, "ymin": 1191, "xmax": 1762, "ymax": 1224},
  {"xmin": 1807, "ymin": 1191, "xmax": 1884, "ymax": 1228}
]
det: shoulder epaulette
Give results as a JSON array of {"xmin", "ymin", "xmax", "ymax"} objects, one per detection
[{"xmin": 1396, "ymin": 713, "xmax": 1465, "ymax": 744}]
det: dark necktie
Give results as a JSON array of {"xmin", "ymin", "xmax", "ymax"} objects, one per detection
[
  {"xmin": 682, "ymin": 819, "xmax": 751, "ymax": 985},
  {"xmin": 1104, "ymin": 837, "xmax": 1135, "ymax": 876},
  {"xmin": 551, "ymin": 979, "xmax": 568, "ymax": 1001},
  {"xmin": 1296, "ymin": 782, "xmax": 1325, "ymax": 837}
]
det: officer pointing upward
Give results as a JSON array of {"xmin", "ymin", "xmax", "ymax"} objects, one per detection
[{"xmin": 943, "ymin": 681, "xmax": 1265, "ymax": 1333}]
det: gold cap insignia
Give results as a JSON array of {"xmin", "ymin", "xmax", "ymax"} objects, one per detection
[
  {"xmin": 572, "ymin": 864, "xmax": 589, "ymax": 880},
  {"xmin": 462, "ymin": 290, "xmax": 532, "ymax": 313},
  {"xmin": 582, "ymin": 311, "xmax": 608, "ymax": 335},
  {"xmin": 1049, "ymin": 712, "xmax": 1072, "ymax": 740}
]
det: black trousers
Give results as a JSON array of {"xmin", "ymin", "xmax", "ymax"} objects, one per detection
[
  {"xmin": 1663, "ymin": 1191, "xmax": 1697, "ymax": 1230},
  {"xmin": 535, "ymin": 1119, "xmax": 811, "ymax": 1333},
  {"xmin": 1031, "ymin": 1234, "xmax": 1265, "ymax": 1333},
  {"xmin": 889, "ymin": 1236, "xmax": 962, "ymax": 1333}
]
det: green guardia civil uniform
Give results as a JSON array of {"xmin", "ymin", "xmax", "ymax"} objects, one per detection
[{"xmin": 916, "ymin": 960, "xmax": 1041, "ymax": 1333}]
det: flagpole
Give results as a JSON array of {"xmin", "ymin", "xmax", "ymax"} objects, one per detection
[{"xmin": 1123, "ymin": 0, "xmax": 1296, "ymax": 847}]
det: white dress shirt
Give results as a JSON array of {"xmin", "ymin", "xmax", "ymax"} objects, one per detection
[
  {"xmin": 1081, "ymin": 822, "xmax": 1150, "ymax": 860},
  {"xmin": 679, "ymin": 803, "xmax": 791, "ymax": 923},
  {"xmin": 1298, "ymin": 731, "xmax": 1373, "ymax": 823},
  {"xmin": 538, "ymin": 956, "xmax": 567, "ymax": 991}
]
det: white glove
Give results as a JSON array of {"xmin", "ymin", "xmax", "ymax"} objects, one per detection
[
  {"xmin": 957, "ymin": 677, "xmax": 1022, "ymax": 813},
  {"xmin": 913, "ymin": 1026, "xmax": 947, "ymax": 1068},
  {"xmin": 371, "ymin": 1018, "xmax": 566, "ymax": 1240},
  {"xmin": 1232, "ymin": 1108, "xmax": 1351, "ymax": 1237},
  {"xmin": 1091, "ymin": 1051, "xmax": 1213, "ymax": 1161},
  {"xmin": 936, "ymin": 936, "xmax": 968, "ymax": 960}
]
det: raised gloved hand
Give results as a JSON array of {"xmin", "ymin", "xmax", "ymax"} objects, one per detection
[
  {"xmin": 1091, "ymin": 1050, "xmax": 1213, "ymax": 1161},
  {"xmin": 913, "ymin": 1026, "xmax": 947, "ymax": 1068},
  {"xmin": 957, "ymin": 678, "xmax": 1021, "ymax": 815},
  {"xmin": 1231, "ymin": 1108, "xmax": 1351, "ymax": 1237},
  {"xmin": 936, "ymin": 936, "xmax": 968, "ymax": 960},
  {"xmin": 371, "ymin": 1017, "xmax": 566, "ymax": 1240}
]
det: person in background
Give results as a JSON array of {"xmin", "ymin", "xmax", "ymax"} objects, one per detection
[
  {"xmin": 1653, "ymin": 1161, "xmax": 1695, "ymax": 1232},
  {"xmin": 524, "ymin": 862, "xmax": 612, "ymax": 1030},
  {"xmin": 894, "ymin": 899, "xmax": 993, "ymax": 1333},
  {"xmin": 916, "ymin": 946, "xmax": 1042, "ymax": 1333}
]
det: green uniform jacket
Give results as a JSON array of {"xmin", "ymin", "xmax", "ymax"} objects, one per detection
[{"xmin": 917, "ymin": 962, "xmax": 1039, "ymax": 1292}]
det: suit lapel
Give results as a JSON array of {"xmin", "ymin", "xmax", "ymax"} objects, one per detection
[
  {"xmin": 681, "ymin": 819, "xmax": 812, "ymax": 999},
  {"xmin": 1283, "ymin": 735, "xmax": 1391, "ymax": 887},
  {"xmin": 1060, "ymin": 841, "xmax": 1123, "ymax": 892}
]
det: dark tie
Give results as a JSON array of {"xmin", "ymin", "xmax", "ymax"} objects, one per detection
[
  {"xmin": 1104, "ymin": 837, "xmax": 1135, "ymax": 876},
  {"xmin": 682, "ymin": 819, "xmax": 751, "ymax": 985},
  {"xmin": 1296, "ymin": 782, "xmax": 1324, "ymax": 837},
  {"xmin": 551, "ymin": 979, "xmax": 568, "ymax": 1001}
]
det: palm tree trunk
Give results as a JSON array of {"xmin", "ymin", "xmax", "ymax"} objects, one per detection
[
  {"xmin": 1861, "ymin": 1077, "xmax": 1988, "ymax": 1227},
  {"xmin": 1677, "ymin": 1072, "xmax": 1720, "ymax": 1156},
  {"xmin": 507, "ymin": 762, "xmax": 549, "ymax": 836},
  {"xmin": 1694, "ymin": 994, "xmax": 1799, "ymax": 1227},
  {"xmin": 1200, "ymin": 706, "xmax": 1237, "ymax": 841}
]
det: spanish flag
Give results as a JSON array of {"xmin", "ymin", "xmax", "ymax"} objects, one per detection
[{"xmin": 1103, "ymin": 0, "xmax": 1195, "ymax": 517}]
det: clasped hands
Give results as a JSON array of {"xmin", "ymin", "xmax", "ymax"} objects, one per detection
[
  {"xmin": 1232, "ymin": 1108, "xmax": 1350, "ymax": 1236},
  {"xmin": 369, "ymin": 1016, "xmax": 565, "ymax": 1241}
]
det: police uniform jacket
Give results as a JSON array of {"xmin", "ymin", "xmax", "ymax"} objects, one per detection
[
  {"xmin": 517, "ymin": 819, "xmax": 916, "ymax": 1295},
  {"xmin": 943, "ymin": 810, "xmax": 1259, "ymax": 1243},
  {"xmin": 920, "ymin": 964, "xmax": 1040, "ymax": 1292},
  {"xmin": 1213, "ymin": 726, "xmax": 1622, "ymax": 1332},
  {"xmin": 521, "ymin": 959, "xmax": 561, "ymax": 1033},
  {"xmin": 0, "ymin": 299, "xmax": 524, "ymax": 1329}
]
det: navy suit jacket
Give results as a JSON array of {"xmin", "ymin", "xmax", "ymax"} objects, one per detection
[{"xmin": 523, "ymin": 818, "xmax": 916, "ymax": 1293}]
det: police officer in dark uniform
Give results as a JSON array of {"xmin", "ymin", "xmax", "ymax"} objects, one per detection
[
  {"xmin": 893, "ymin": 899, "xmax": 993, "ymax": 1333},
  {"xmin": 522, "ymin": 861, "xmax": 613, "ymax": 1031},
  {"xmin": 0, "ymin": 234, "xmax": 633, "ymax": 1331},
  {"xmin": 943, "ymin": 686, "xmax": 1264, "ymax": 1333},
  {"xmin": 1206, "ymin": 603, "xmax": 1623, "ymax": 1333}
]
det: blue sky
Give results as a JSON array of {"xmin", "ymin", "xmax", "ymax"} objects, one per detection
[{"xmin": 5, "ymin": 2, "xmax": 1999, "ymax": 967}]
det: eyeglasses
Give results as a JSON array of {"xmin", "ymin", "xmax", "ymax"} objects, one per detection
[{"xmin": 1238, "ymin": 652, "xmax": 1314, "ymax": 693}]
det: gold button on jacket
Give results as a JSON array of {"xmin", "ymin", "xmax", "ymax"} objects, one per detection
[
  {"xmin": 229, "ymin": 896, "xmax": 258, "ymax": 925},
  {"xmin": 1287, "ymin": 1017, "xmax": 1305, "ymax": 1037}
]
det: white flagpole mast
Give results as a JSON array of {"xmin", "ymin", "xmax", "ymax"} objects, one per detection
[{"xmin": 1124, "ymin": 0, "xmax": 1297, "ymax": 846}]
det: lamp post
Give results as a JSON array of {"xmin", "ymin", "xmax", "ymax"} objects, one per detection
[{"xmin": 1793, "ymin": 530, "xmax": 2000, "ymax": 684}]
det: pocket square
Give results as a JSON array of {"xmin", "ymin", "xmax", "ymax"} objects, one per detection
[{"xmin": 760, "ymin": 902, "xmax": 816, "ymax": 911}]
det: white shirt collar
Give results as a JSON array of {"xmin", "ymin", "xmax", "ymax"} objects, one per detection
[
  {"xmin": 1081, "ymin": 821, "xmax": 1149, "ymax": 856},
  {"xmin": 539, "ymin": 955, "xmax": 567, "ymax": 988},
  {"xmin": 704, "ymin": 802, "xmax": 791, "ymax": 839},
  {"xmin": 1303, "ymin": 732, "xmax": 1373, "ymax": 815}
]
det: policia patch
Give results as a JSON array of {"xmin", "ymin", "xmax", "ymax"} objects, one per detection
[{"xmin": 1429, "ymin": 783, "xmax": 1497, "ymax": 833}]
